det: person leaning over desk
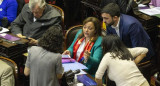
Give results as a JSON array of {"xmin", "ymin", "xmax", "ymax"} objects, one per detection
[
  {"xmin": 95, "ymin": 35, "xmax": 149, "ymax": 86},
  {"xmin": 11, "ymin": 0, "xmax": 61, "ymax": 45},
  {"xmin": 24, "ymin": 26, "xmax": 64, "ymax": 86},
  {"xmin": 101, "ymin": 3, "xmax": 154, "ymax": 63},
  {"xmin": 63, "ymin": 17, "xmax": 103, "ymax": 77}
]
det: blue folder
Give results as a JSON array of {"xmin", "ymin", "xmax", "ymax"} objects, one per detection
[{"xmin": 77, "ymin": 74, "xmax": 97, "ymax": 86}]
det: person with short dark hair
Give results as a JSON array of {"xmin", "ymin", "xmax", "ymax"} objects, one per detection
[
  {"xmin": 63, "ymin": 17, "xmax": 103, "ymax": 77},
  {"xmin": 101, "ymin": 3, "xmax": 154, "ymax": 63},
  {"xmin": 11, "ymin": 0, "xmax": 61, "ymax": 45},
  {"xmin": 95, "ymin": 35, "xmax": 149, "ymax": 86},
  {"xmin": 24, "ymin": 26, "xmax": 64, "ymax": 86},
  {"xmin": 0, "ymin": 0, "xmax": 18, "ymax": 27}
]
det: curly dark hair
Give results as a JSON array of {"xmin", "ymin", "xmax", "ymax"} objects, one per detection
[{"xmin": 38, "ymin": 26, "xmax": 63, "ymax": 53}]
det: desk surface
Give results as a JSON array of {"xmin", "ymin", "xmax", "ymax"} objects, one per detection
[
  {"xmin": 0, "ymin": 34, "xmax": 29, "ymax": 58},
  {"xmin": 0, "ymin": 34, "xmax": 28, "ymax": 48}
]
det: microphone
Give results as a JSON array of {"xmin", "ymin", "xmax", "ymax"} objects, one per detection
[
  {"xmin": 65, "ymin": 70, "xmax": 72, "ymax": 75},
  {"xmin": 66, "ymin": 69, "xmax": 80, "ymax": 78},
  {"xmin": 64, "ymin": 69, "xmax": 81, "ymax": 85}
]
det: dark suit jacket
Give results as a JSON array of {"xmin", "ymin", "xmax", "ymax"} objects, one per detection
[{"xmin": 107, "ymin": 14, "xmax": 154, "ymax": 62}]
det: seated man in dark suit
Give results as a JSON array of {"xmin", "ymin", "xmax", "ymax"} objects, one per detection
[
  {"xmin": 101, "ymin": 3, "xmax": 154, "ymax": 63},
  {"xmin": 101, "ymin": 2, "xmax": 155, "ymax": 83},
  {"xmin": 11, "ymin": 0, "xmax": 61, "ymax": 45}
]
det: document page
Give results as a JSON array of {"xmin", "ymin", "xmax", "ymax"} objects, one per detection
[
  {"xmin": 62, "ymin": 62, "xmax": 88, "ymax": 72},
  {"xmin": 0, "ymin": 27, "xmax": 9, "ymax": 33},
  {"xmin": 139, "ymin": 7, "xmax": 160, "ymax": 15}
]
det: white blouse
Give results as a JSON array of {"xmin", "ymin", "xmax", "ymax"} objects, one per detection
[
  {"xmin": 95, "ymin": 47, "xmax": 148, "ymax": 86},
  {"xmin": 76, "ymin": 39, "xmax": 86, "ymax": 61}
]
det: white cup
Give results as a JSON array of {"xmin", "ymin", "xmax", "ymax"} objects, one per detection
[{"xmin": 77, "ymin": 83, "xmax": 84, "ymax": 86}]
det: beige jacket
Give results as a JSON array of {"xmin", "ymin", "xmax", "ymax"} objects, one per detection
[{"xmin": 0, "ymin": 60, "xmax": 15, "ymax": 86}]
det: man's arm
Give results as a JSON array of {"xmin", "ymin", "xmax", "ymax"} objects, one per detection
[
  {"xmin": 128, "ymin": 21, "xmax": 154, "ymax": 59},
  {"xmin": 11, "ymin": 5, "xmax": 27, "ymax": 36},
  {"xmin": 128, "ymin": 23, "xmax": 146, "ymax": 47},
  {"xmin": 11, "ymin": 14, "xmax": 25, "ymax": 35}
]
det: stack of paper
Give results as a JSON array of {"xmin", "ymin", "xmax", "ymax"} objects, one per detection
[{"xmin": 139, "ymin": 7, "xmax": 160, "ymax": 15}]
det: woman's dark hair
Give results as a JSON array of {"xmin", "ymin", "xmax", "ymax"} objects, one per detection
[
  {"xmin": 38, "ymin": 26, "xmax": 63, "ymax": 53},
  {"xmin": 102, "ymin": 35, "xmax": 133, "ymax": 60},
  {"xmin": 101, "ymin": 3, "xmax": 120, "ymax": 17},
  {"xmin": 78, "ymin": 17, "xmax": 102, "ymax": 42}
]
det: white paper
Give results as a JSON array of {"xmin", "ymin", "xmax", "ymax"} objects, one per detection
[
  {"xmin": 62, "ymin": 62, "xmax": 88, "ymax": 72},
  {"xmin": 138, "ymin": 4, "xmax": 147, "ymax": 7},
  {"xmin": 0, "ymin": 27, "xmax": 9, "ymax": 33},
  {"xmin": 62, "ymin": 55, "xmax": 71, "ymax": 59},
  {"xmin": 139, "ymin": 7, "xmax": 160, "ymax": 15}
]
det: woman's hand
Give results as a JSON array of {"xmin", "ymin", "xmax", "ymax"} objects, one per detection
[
  {"xmin": 62, "ymin": 50, "xmax": 71, "ymax": 56},
  {"xmin": 84, "ymin": 50, "xmax": 91, "ymax": 62}
]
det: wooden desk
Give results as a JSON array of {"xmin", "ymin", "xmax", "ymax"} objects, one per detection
[
  {"xmin": 0, "ymin": 34, "xmax": 29, "ymax": 58},
  {"xmin": 0, "ymin": 38, "xmax": 28, "ymax": 47}
]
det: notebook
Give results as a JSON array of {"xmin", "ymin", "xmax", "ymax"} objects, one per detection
[
  {"xmin": 0, "ymin": 33, "xmax": 20, "ymax": 41},
  {"xmin": 62, "ymin": 55, "xmax": 76, "ymax": 63}
]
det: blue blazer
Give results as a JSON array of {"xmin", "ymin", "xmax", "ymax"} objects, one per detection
[{"xmin": 107, "ymin": 14, "xmax": 154, "ymax": 62}]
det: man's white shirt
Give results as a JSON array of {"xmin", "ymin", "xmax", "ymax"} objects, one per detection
[{"xmin": 111, "ymin": 17, "xmax": 120, "ymax": 37}]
